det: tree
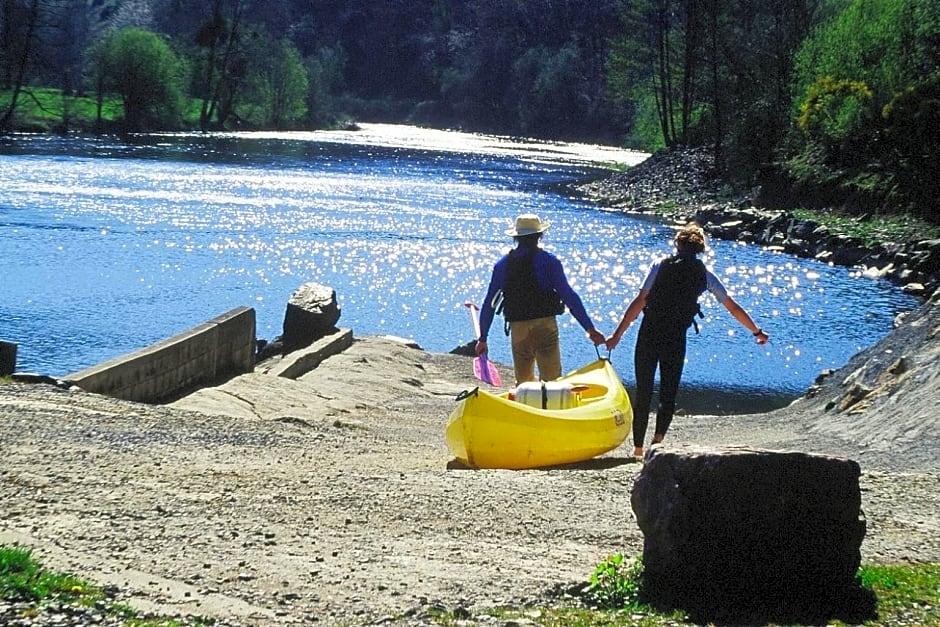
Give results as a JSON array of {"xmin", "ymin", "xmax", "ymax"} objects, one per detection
[
  {"xmin": 191, "ymin": 0, "xmax": 246, "ymax": 130},
  {"xmin": 93, "ymin": 27, "xmax": 189, "ymax": 130},
  {"xmin": 0, "ymin": 0, "xmax": 40, "ymax": 130},
  {"xmin": 304, "ymin": 44, "xmax": 346, "ymax": 127},
  {"xmin": 239, "ymin": 35, "xmax": 308, "ymax": 129},
  {"xmin": 512, "ymin": 43, "xmax": 583, "ymax": 136},
  {"xmin": 606, "ymin": 0, "xmax": 695, "ymax": 150},
  {"xmin": 790, "ymin": 0, "xmax": 940, "ymax": 218},
  {"xmin": 438, "ymin": 0, "xmax": 624, "ymax": 137},
  {"xmin": 607, "ymin": 0, "xmax": 827, "ymax": 176}
]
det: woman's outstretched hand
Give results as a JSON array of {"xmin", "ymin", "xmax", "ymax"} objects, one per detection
[{"xmin": 605, "ymin": 333, "xmax": 621, "ymax": 352}]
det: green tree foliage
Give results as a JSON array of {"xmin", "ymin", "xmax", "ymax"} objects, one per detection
[
  {"xmin": 605, "ymin": 0, "xmax": 663, "ymax": 150},
  {"xmin": 606, "ymin": 0, "xmax": 822, "ymax": 176},
  {"xmin": 239, "ymin": 36, "xmax": 309, "ymax": 129},
  {"xmin": 190, "ymin": 0, "xmax": 247, "ymax": 130},
  {"xmin": 2, "ymin": 0, "xmax": 938, "ymax": 224},
  {"xmin": 305, "ymin": 45, "xmax": 346, "ymax": 127},
  {"xmin": 789, "ymin": 0, "xmax": 940, "ymax": 219},
  {"xmin": 794, "ymin": 0, "xmax": 913, "ymax": 107},
  {"xmin": 512, "ymin": 43, "xmax": 584, "ymax": 136},
  {"xmin": 93, "ymin": 27, "xmax": 189, "ymax": 131},
  {"xmin": 708, "ymin": 0, "xmax": 825, "ymax": 178},
  {"xmin": 437, "ymin": 0, "xmax": 626, "ymax": 139},
  {"xmin": 0, "ymin": 0, "xmax": 41, "ymax": 129},
  {"xmin": 796, "ymin": 76, "xmax": 873, "ymax": 145}
]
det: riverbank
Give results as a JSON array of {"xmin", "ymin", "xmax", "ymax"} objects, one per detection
[
  {"xmin": 1, "ymin": 319, "xmax": 939, "ymax": 626},
  {"xmin": 577, "ymin": 146, "xmax": 940, "ymax": 299},
  {"xmin": 2, "ymin": 145, "xmax": 938, "ymax": 626}
]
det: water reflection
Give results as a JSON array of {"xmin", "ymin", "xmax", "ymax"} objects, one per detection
[{"xmin": 0, "ymin": 126, "xmax": 918, "ymax": 413}]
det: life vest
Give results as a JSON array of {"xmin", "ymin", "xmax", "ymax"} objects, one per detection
[
  {"xmin": 643, "ymin": 255, "xmax": 707, "ymax": 332},
  {"xmin": 501, "ymin": 249, "xmax": 565, "ymax": 322}
]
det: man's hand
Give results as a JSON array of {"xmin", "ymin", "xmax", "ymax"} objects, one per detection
[
  {"xmin": 475, "ymin": 339, "xmax": 488, "ymax": 355},
  {"xmin": 587, "ymin": 328, "xmax": 606, "ymax": 346}
]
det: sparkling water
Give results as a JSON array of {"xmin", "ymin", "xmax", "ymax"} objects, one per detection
[{"xmin": 0, "ymin": 125, "xmax": 918, "ymax": 412}]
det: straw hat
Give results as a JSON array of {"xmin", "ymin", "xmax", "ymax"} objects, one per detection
[{"xmin": 505, "ymin": 213, "xmax": 550, "ymax": 237}]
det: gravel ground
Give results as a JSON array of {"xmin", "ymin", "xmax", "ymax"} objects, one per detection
[{"xmin": 1, "ymin": 332, "xmax": 938, "ymax": 626}]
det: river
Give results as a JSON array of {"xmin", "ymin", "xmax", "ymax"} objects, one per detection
[{"xmin": 0, "ymin": 124, "xmax": 919, "ymax": 413}]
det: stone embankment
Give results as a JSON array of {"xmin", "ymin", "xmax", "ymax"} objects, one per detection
[{"xmin": 578, "ymin": 147, "xmax": 939, "ymax": 298}]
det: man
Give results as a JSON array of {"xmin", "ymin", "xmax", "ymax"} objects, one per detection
[
  {"xmin": 607, "ymin": 223, "xmax": 769, "ymax": 457},
  {"xmin": 476, "ymin": 213, "xmax": 606, "ymax": 384}
]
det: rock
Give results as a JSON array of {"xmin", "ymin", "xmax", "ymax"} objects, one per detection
[
  {"xmin": 837, "ymin": 383, "xmax": 873, "ymax": 411},
  {"xmin": 280, "ymin": 283, "xmax": 341, "ymax": 353},
  {"xmin": 902, "ymin": 282, "xmax": 927, "ymax": 295},
  {"xmin": 830, "ymin": 245, "xmax": 870, "ymax": 267},
  {"xmin": 450, "ymin": 340, "xmax": 477, "ymax": 357},
  {"xmin": 789, "ymin": 218, "xmax": 820, "ymax": 240},
  {"xmin": 255, "ymin": 338, "xmax": 284, "ymax": 363},
  {"xmin": 0, "ymin": 340, "xmax": 15, "ymax": 376},
  {"xmin": 632, "ymin": 445, "xmax": 869, "ymax": 624},
  {"xmin": 377, "ymin": 334, "xmax": 423, "ymax": 349}
]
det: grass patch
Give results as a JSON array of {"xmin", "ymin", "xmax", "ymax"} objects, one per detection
[
  {"xmin": 0, "ymin": 545, "xmax": 94, "ymax": 604},
  {"xmin": 0, "ymin": 87, "xmax": 124, "ymax": 132},
  {"xmin": 0, "ymin": 545, "xmax": 210, "ymax": 626},
  {"xmin": 853, "ymin": 563, "xmax": 940, "ymax": 626},
  {"xmin": 0, "ymin": 87, "xmax": 204, "ymax": 133},
  {"xmin": 3, "ymin": 544, "xmax": 939, "ymax": 625},
  {"xmin": 791, "ymin": 207, "xmax": 940, "ymax": 247},
  {"xmin": 432, "ymin": 557, "xmax": 940, "ymax": 626}
]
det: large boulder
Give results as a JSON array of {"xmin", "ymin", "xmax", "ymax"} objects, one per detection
[
  {"xmin": 632, "ymin": 445, "xmax": 871, "ymax": 623},
  {"xmin": 280, "ymin": 283, "xmax": 341, "ymax": 353}
]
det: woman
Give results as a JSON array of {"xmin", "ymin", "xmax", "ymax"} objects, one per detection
[{"xmin": 607, "ymin": 223, "xmax": 769, "ymax": 457}]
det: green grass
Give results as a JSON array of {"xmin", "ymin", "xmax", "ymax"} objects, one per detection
[
  {"xmin": 853, "ymin": 563, "xmax": 940, "ymax": 626},
  {"xmin": 431, "ymin": 556, "xmax": 940, "ymax": 626},
  {"xmin": 7, "ymin": 544, "xmax": 936, "ymax": 626},
  {"xmin": 0, "ymin": 545, "xmax": 211, "ymax": 626},
  {"xmin": 0, "ymin": 86, "xmax": 205, "ymax": 133},
  {"xmin": 0, "ymin": 545, "xmax": 93, "ymax": 604},
  {"xmin": 0, "ymin": 87, "xmax": 124, "ymax": 132},
  {"xmin": 791, "ymin": 207, "xmax": 940, "ymax": 248}
]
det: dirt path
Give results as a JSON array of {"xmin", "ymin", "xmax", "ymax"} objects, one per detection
[{"xmin": 1, "ymin": 335, "xmax": 938, "ymax": 626}]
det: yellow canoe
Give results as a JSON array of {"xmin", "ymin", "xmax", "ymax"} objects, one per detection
[{"xmin": 445, "ymin": 358, "xmax": 633, "ymax": 469}]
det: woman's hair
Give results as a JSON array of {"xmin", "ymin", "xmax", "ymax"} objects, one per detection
[{"xmin": 674, "ymin": 223, "xmax": 706, "ymax": 254}]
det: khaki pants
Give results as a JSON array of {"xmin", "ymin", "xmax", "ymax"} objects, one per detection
[{"xmin": 510, "ymin": 316, "xmax": 561, "ymax": 384}]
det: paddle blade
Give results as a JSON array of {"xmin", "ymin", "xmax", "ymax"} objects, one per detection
[{"xmin": 473, "ymin": 354, "xmax": 502, "ymax": 386}]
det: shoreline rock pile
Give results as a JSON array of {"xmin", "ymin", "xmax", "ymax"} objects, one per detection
[{"xmin": 577, "ymin": 147, "xmax": 939, "ymax": 298}]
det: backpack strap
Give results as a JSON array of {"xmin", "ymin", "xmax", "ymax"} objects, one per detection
[{"xmin": 691, "ymin": 304, "xmax": 704, "ymax": 334}]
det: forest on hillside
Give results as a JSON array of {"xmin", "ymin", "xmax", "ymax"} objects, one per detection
[{"xmin": 1, "ymin": 0, "xmax": 938, "ymax": 222}]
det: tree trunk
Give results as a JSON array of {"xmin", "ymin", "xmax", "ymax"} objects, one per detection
[
  {"xmin": 0, "ymin": 0, "xmax": 39, "ymax": 130},
  {"xmin": 681, "ymin": 0, "xmax": 702, "ymax": 144},
  {"xmin": 655, "ymin": 0, "xmax": 676, "ymax": 146}
]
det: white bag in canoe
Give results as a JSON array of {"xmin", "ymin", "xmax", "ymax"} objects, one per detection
[{"xmin": 512, "ymin": 381, "xmax": 582, "ymax": 410}]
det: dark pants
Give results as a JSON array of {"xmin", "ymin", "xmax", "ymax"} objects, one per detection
[{"xmin": 632, "ymin": 319, "xmax": 688, "ymax": 448}]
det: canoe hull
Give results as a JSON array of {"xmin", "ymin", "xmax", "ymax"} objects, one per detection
[{"xmin": 446, "ymin": 359, "xmax": 633, "ymax": 469}]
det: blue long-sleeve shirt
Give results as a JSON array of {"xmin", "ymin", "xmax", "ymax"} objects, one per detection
[{"xmin": 478, "ymin": 247, "xmax": 595, "ymax": 341}]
